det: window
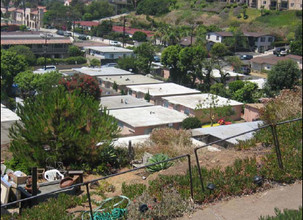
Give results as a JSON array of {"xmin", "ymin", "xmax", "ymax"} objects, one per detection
[
  {"xmin": 207, "ymin": 34, "xmax": 210, "ymax": 39},
  {"xmin": 216, "ymin": 35, "xmax": 220, "ymax": 41},
  {"xmin": 110, "ymin": 54, "xmax": 114, "ymax": 59},
  {"xmin": 261, "ymin": 37, "xmax": 266, "ymax": 42},
  {"xmin": 263, "ymin": 1, "xmax": 266, "ymax": 4},
  {"xmin": 164, "ymin": 101, "xmax": 169, "ymax": 108},
  {"xmin": 290, "ymin": 3, "xmax": 294, "ymax": 7},
  {"xmin": 168, "ymin": 123, "xmax": 173, "ymax": 128},
  {"xmin": 184, "ymin": 108, "xmax": 190, "ymax": 115},
  {"xmin": 268, "ymin": 37, "xmax": 273, "ymax": 42}
]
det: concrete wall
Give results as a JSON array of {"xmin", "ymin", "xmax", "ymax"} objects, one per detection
[
  {"xmin": 255, "ymin": 36, "xmax": 275, "ymax": 52},
  {"xmin": 243, "ymin": 106, "xmax": 261, "ymax": 122}
]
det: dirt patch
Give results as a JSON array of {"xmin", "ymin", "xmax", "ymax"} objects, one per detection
[{"xmin": 1, "ymin": 144, "xmax": 13, "ymax": 162}]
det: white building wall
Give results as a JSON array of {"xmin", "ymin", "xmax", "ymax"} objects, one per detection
[{"xmin": 206, "ymin": 33, "xmax": 223, "ymax": 43}]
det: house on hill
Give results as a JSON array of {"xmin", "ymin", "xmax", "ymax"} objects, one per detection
[
  {"xmin": 74, "ymin": 21, "xmax": 99, "ymax": 31},
  {"xmin": 112, "ymin": 26, "xmax": 154, "ymax": 39}
]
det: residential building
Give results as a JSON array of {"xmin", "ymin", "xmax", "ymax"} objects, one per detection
[
  {"xmin": 150, "ymin": 62, "xmax": 170, "ymax": 79},
  {"xmin": 74, "ymin": 21, "xmax": 99, "ymax": 31},
  {"xmin": 112, "ymin": 26, "xmax": 154, "ymax": 38},
  {"xmin": 202, "ymin": 69, "xmax": 245, "ymax": 84},
  {"xmin": 1, "ymin": 31, "xmax": 72, "ymax": 58},
  {"xmin": 1, "ymin": 6, "xmax": 46, "ymax": 30},
  {"xmin": 100, "ymin": 95, "xmax": 153, "ymax": 110},
  {"xmin": 179, "ymin": 36, "xmax": 197, "ymax": 47},
  {"xmin": 243, "ymin": 103, "xmax": 264, "ymax": 122},
  {"xmin": 1, "ymin": 104, "xmax": 20, "ymax": 145},
  {"xmin": 250, "ymin": 54, "xmax": 302, "ymax": 72},
  {"xmin": 98, "ymin": 74, "xmax": 163, "ymax": 93},
  {"xmin": 191, "ymin": 121, "xmax": 263, "ymax": 147},
  {"xmin": 109, "ymin": 106, "xmax": 188, "ymax": 136},
  {"xmin": 162, "ymin": 94, "xmax": 243, "ymax": 124},
  {"xmin": 127, "ymin": 83, "xmax": 201, "ymax": 105},
  {"xmin": 248, "ymin": 0, "xmax": 302, "ymax": 10},
  {"xmin": 206, "ymin": 31, "xmax": 275, "ymax": 52},
  {"xmin": 84, "ymin": 46, "xmax": 134, "ymax": 64},
  {"xmin": 73, "ymin": 66, "xmax": 134, "ymax": 77}
]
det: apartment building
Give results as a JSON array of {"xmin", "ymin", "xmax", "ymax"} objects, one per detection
[{"xmin": 247, "ymin": 0, "xmax": 302, "ymax": 10}]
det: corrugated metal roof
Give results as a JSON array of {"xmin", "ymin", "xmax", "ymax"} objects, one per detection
[{"xmin": 191, "ymin": 121, "xmax": 263, "ymax": 145}]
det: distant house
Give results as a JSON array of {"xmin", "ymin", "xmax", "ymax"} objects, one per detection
[
  {"xmin": 249, "ymin": 0, "xmax": 302, "ymax": 10},
  {"xmin": 74, "ymin": 21, "xmax": 99, "ymax": 31},
  {"xmin": 162, "ymin": 93, "xmax": 243, "ymax": 124},
  {"xmin": 1, "ymin": 6, "xmax": 47, "ymax": 30},
  {"xmin": 180, "ymin": 36, "xmax": 197, "ymax": 47},
  {"xmin": 206, "ymin": 31, "xmax": 275, "ymax": 53},
  {"xmin": 73, "ymin": 66, "xmax": 134, "ymax": 77},
  {"xmin": 243, "ymin": 103, "xmax": 264, "ymax": 122},
  {"xmin": 1, "ymin": 31, "xmax": 72, "ymax": 58},
  {"xmin": 83, "ymin": 46, "xmax": 134, "ymax": 63},
  {"xmin": 109, "ymin": 106, "xmax": 188, "ymax": 136},
  {"xmin": 127, "ymin": 83, "xmax": 201, "ymax": 105},
  {"xmin": 250, "ymin": 54, "xmax": 302, "ymax": 72},
  {"xmin": 112, "ymin": 26, "xmax": 154, "ymax": 39},
  {"xmin": 98, "ymin": 74, "xmax": 163, "ymax": 93}
]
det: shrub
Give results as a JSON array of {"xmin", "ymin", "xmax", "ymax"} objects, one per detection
[
  {"xmin": 181, "ymin": 117, "xmax": 202, "ymax": 129},
  {"xmin": 259, "ymin": 207, "xmax": 302, "ymax": 220},
  {"xmin": 122, "ymin": 182, "xmax": 147, "ymax": 200},
  {"xmin": 146, "ymin": 154, "xmax": 173, "ymax": 173}
]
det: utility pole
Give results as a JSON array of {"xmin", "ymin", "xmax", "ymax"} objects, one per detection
[
  {"xmin": 40, "ymin": 33, "xmax": 52, "ymax": 70},
  {"xmin": 122, "ymin": 16, "xmax": 126, "ymax": 48}
]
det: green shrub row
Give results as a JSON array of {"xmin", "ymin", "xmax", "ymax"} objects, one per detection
[
  {"xmin": 259, "ymin": 207, "xmax": 302, "ymax": 220},
  {"xmin": 36, "ymin": 56, "xmax": 87, "ymax": 66}
]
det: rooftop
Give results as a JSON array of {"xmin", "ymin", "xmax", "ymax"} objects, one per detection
[
  {"xmin": 203, "ymin": 69, "xmax": 245, "ymax": 78},
  {"xmin": 74, "ymin": 21, "xmax": 99, "ymax": 27},
  {"xmin": 1, "ymin": 104, "xmax": 20, "ymax": 122},
  {"xmin": 98, "ymin": 74, "xmax": 163, "ymax": 86},
  {"xmin": 109, "ymin": 106, "xmax": 188, "ymax": 127},
  {"xmin": 73, "ymin": 67, "xmax": 134, "ymax": 77},
  {"xmin": 162, "ymin": 94, "xmax": 243, "ymax": 109},
  {"xmin": 191, "ymin": 121, "xmax": 263, "ymax": 145},
  {"xmin": 245, "ymin": 78, "xmax": 267, "ymax": 89},
  {"xmin": 83, "ymin": 46, "xmax": 133, "ymax": 53},
  {"xmin": 100, "ymin": 95, "xmax": 153, "ymax": 110},
  {"xmin": 245, "ymin": 103, "xmax": 265, "ymax": 109},
  {"xmin": 250, "ymin": 54, "xmax": 301, "ymax": 65},
  {"xmin": 127, "ymin": 83, "xmax": 201, "ymax": 97},
  {"xmin": 112, "ymin": 26, "xmax": 154, "ymax": 37}
]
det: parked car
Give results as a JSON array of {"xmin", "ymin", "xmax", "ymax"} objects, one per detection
[
  {"xmin": 240, "ymin": 54, "xmax": 253, "ymax": 60},
  {"xmin": 56, "ymin": 30, "xmax": 64, "ymax": 36},
  {"xmin": 78, "ymin": 35, "xmax": 87, "ymax": 40},
  {"xmin": 273, "ymin": 47, "xmax": 287, "ymax": 56},
  {"xmin": 153, "ymin": 55, "xmax": 161, "ymax": 62},
  {"xmin": 109, "ymin": 41, "xmax": 122, "ymax": 46},
  {"xmin": 64, "ymin": 31, "xmax": 72, "ymax": 37}
]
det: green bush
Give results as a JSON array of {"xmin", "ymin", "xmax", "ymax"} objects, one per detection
[
  {"xmin": 259, "ymin": 207, "xmax": 302, "ymax": 220},
  {"xmin": 122, "ymin": 182, "xmax": 147, "ymax": 200},
  {"xmin": 181, "ymin": 117, "xmax": 202, "ymax": 129}
]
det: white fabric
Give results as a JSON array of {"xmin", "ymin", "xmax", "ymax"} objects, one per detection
[{"xmin": 44, "ymin": 169, "xmax": 64, "ymax": 182}]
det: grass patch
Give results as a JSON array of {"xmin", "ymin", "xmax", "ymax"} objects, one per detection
[{"xmin": 259, "ymin": 206, "xmax": 302, "ymax": 220}]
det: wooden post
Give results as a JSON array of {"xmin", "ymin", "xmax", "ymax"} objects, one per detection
[
  {"xmin": 31, "ymin": 167, "xmax": 38, "ymax": 206},
  {"xmin": 128, "ymin": 140, "xmax": 134, "ymax": 161}
]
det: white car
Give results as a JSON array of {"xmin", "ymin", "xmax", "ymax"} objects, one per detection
[
  {"xmin": 33, "ymin": 65, "xmax": 57, "ymax": 74},
  {"xmin": 109, "ymin": 41, "xmax": 122, "ymax": 46}
]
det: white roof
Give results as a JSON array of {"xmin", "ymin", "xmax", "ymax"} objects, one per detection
[
  {"xmin": 100, "ymin": 95, "xmax": 153, "ymax": 110},
  {"xmin": 84, "ymin": 46, "xmax": 133, "ymax": 53},
  {"xmin": 1, "ymin": 105, "xmax": 20, "ymax": 122},
  {"xmin": 245, "ymin": 78, "xmax": 267, "ymax": 89},
  {"xmin": 127, "ymin": 83, "xmax": 200, "ymax": 97},
  {"xmin": 163, "ymin": 94, "xmax": 243, "ymax": 109},
  {"xmin": 73, "ymin": 67, "xmax": 134, "ymax": 77},
  {"xmin": 98, "ymin": 74, "xmax": 163, "ymax": 86},
  {"xmin": 109, "ymin": 106, "xmax": 188, "ymax": 127},
  {"xmin": 203, "ymin": 69, "xmax": 245, "ymax": 78},
  {"xmin": 191, "ymin": 121, "xmax": 263, "ymax": 145}
]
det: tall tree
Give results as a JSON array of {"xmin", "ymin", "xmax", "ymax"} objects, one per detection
[
  {"xmin": 161, "ymin": 45, "xmax": 183, "ymax": 83},
  {"xmin": 210, "ymin": 43, "xmax": 230, "ymax": 85},
  {"xmin": 134, "ymin": 42, "xmax": 155, "ymax": 74},
  {"xmin": 9, "ymin": 86, "xmax": 120, "ymax": 171},
  {"xmin": 8, "ymin": 45, "xmax": 36, "ymax": 66}
]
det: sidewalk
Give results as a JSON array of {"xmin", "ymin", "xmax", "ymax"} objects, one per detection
[{"xmin": 180, "ymin": 181, "xmax": 302, "ymax": 220}]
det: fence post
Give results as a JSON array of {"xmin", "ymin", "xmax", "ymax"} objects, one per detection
[
  {"xmin": 270, "ymin": 125, "xmax": 284, "ymax": 169},
  {"xmin": 194, "ymin": 149, "xmax": 205, "ymax": 192},
  {"xmin": 86, "ymin": 183, "xmax": 94, "ymax": 220},
  {"xmin": 31, "ymin": 167, "xmax": 38, "ymax": 206},
  {"xmin": 187, "ymin": 155, "xmax": 194, "ymax": 200}
]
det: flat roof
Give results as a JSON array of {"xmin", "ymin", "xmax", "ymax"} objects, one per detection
[
  {"xmin": 98, "ymin": 74, "xmax": 163, "ymax": 86},
  {"xmin": 191, "ymin": 121, "xmax": 263, "ymax": 145},
  {"xmin": 1, "ymin": 105, "xmax": 20, "ymax": 122},
  {"xmin": 84, "ymin": 46, "xmax": 133, "ymax": 53},
  {"xmin": 127, "ymin": 83, "xmax": 200, "ymax": 97},
  {"xmin": 245, "ymin": 78, "xmax": 267, "ymax": 89},
  {"xmin": 73, "ymin": 67, "xmax": 134, "ymax": 77},
  {"xmin": 109, "ymin": 106, "xmax": 188, "ymax": 127},
  {"xmin": 100, "ymin": 95, "xmax": 153, "ymax": 110},
  {"xmin": 163, "ymin": 93, "xmax": 243, "ymax": 109}
]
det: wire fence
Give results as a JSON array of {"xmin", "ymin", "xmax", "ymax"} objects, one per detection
[{"xmin": 1, "ymin": 117, "xmax": 302, "ymax": 219}]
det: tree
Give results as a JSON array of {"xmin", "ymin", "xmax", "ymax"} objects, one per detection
[
  {"xmin": 210, "ymin": 83, "xmax": 229, "ymax": 98},
  {"xmin": 9, "ymin": 86, "xmax": 120, "ymax": 171},
  {"xmin": 90, "ymin": 58, "xmax": 101, "ymax": 67},
  {"xmin": 14, "ymin": 70, "xmax": 63, "ymax": 99},
  {"xmin": 136, "ymin": 0, "xmax": 175, "ymax": 16},
  {"xmin": 144, "ymin": 90, "xmax": 151, "ymax": 102},
  {"xmin": 117, "ymin": 56, "xmax": 138, "ymax": 73},
  {"xmin": 90, "ymin": 21, "xmax": 113, "ymax": 37},
  {"xmin": 68, "ymin": 45, "xmax": 83, "ymax": 57},
  {"xmin": 113, "ymin": 81, "xmax": 118, "ymax": 92},
  {"xmin": 196, "ymin": 94, "xmax": 234, "ymax": 127},
  {"xmin": 181, "ymin": 117, "xmax": 202, "ymax": 129},
  {"xmin": 232, "ymin": 81, "xmax": 258, "ymax": 103},
  {"xmin": 1, "ymin": 50, "xmax": 28, "ymax": 102},
  {"xmin": 8, "ymin": 45, "xmax": 36, "ymax": 66},
  {"xmin": 132, "ymin": 31, "xmax": 147, "ymax": 42},
  {"xmin": 82, "ymin": 12, "xmax": 93, "ymax": 21},
  {"xmin": 266, "ymin": 60, "xmax": 301, "ymax": 95},
  {"xmin": 290, "ymin": 23, "xmax": 302, "ymax": 56},
  {"xmin": 161, "ymin": 45, "xmax": 183, "ymax": 83},
  {"xmin": 226, "ymin": 56, "xmax": 244, "ymax": 73},
  {"xmin": 59, "ymin": 74, "xmax": 102, "ymax": 100},
  {"xmin": 134, "ymin": 42, "xmax": 155, "ymax": 74},
  {"xmin": 228, "ymin": 80, "xmax": 245, "ymax": 94}
]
